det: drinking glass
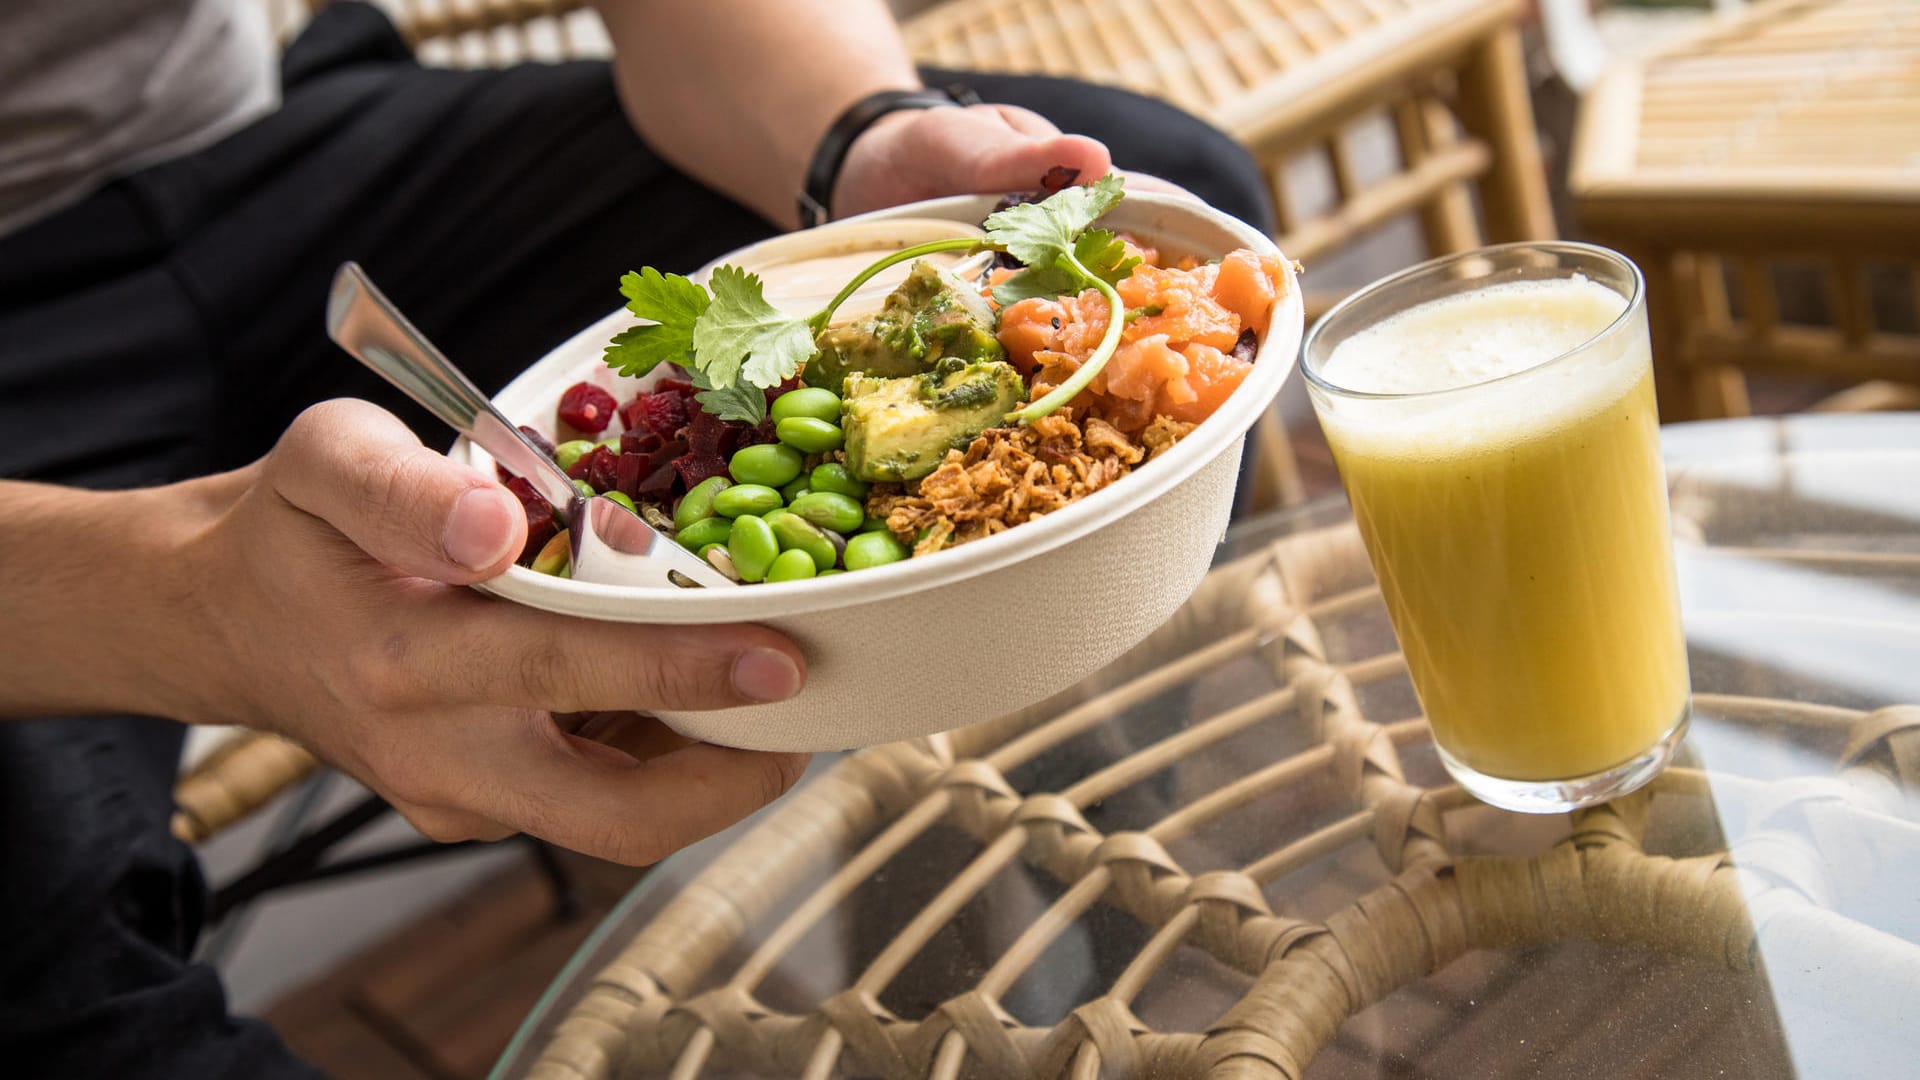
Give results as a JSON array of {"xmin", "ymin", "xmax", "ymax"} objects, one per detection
[{"xmin": 1302, "ymin": 243, "xmax": 1690, "ymax": 812}]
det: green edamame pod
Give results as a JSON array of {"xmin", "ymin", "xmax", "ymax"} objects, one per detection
[
  {"xmin": 711, "ymin": 483, "xmax": 783, "ymax": 517},
  {"xmin": 674, "ymin": 475, "xmax": 731, "ymax": 531},
  {"xmin": 809, "ymin": 463, "xmax": 869, "ymax": 499},
  {"xmin": 788, "ymin": 491, "xmax": 864, "ymax": 534},
  {"xmin": 844, "ymin": 530, "xmax": 910, "ymax": 570},
  {"xmin": 766, "ymin": 511, "xmax": 838, "ymax": 571},
  {"xmin": 770, "ymin": 387, "xmax": 841, "ymax": 424},
  {"xmin": 675, "ymin": 516, "xmax": 733, "ymax": 551},
  {"xmin": 765, "ymin": 549, "xmax": 818, "ymax": 582},
  {"xmin": 775, "ymin": 416, "xmax": 844, "ymax": 454},
  {"xmin": 727, "ymin": 515, "xmax": 779, "ymax": 583},
  {"xmin": 729, "ymin": 443, "xmax": 804, "ymax": 488}
]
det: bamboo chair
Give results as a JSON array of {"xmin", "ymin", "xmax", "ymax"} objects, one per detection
[
  {"xmin": 902, "ymin": 0, "xmax": 1557, "ymax": 511},
  {"xmin": 514, "ymin": 515, "xmax": 1920, "ymax": 1078},
  {"xmin": 1571, "ymin": 0, "xmax": 1920, "ymax": 420}
]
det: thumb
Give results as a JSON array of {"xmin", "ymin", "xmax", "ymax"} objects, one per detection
[
  {"xmin": 963, "ymin": 107, "xmax": 1111, "ymax": 195},
  {"xmin": 267, "ymin": 399, "xmax": 528, "ymax": 583}
]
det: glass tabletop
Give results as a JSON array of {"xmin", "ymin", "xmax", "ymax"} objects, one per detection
[{"xmin": 494, "ymin": 413, "xmax": 1920, "ymax": 1080}]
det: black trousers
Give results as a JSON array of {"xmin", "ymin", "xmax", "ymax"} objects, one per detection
[{"xmin": 0, "ymin": 5, "xmax": 1270, "ymax": 1076}]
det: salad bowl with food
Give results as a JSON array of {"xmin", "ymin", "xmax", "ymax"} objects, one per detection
[{"xmin": 455, "ymin": 178, "xmax": 1302, "ymax": 750}]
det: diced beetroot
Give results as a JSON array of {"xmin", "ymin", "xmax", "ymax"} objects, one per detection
[
  {"xmin": 686, "ymin": 409, "xmax": 731, "ymax": 458},
  {"xmin": 503, "ymin": 476, "xmax": 558, "ymax": 564},
  {"xmin": 654, "ymin": 376, "xmax": 694, "ymax": 396},
  {"xmin": 629, "ymin": 391, "xmax": 689, "ymax": 438},
  {"xmin": 675, "ymin": 451, "xmax": 730, "ymax": 487},
  {"xmin": 620, "ymin": 429, "xmax": 664, "ymax": 456},
  {"xmin": 518, "ymin": 425, "xmax": 557, "ymax": 459},
  {"xmin": 585, "ymin": 445, "xmax": 621, "ymax": 493},
  {"xmin": 558, "ymin": 382, "xmax": 618, "ymax": 434},
  {"xmin": 637, "ymin": 461, "xmax": 679, "ymax": 497},
  {"xmin": 614, "ymin": 451, "xmax": 647, "ymax": 498}
]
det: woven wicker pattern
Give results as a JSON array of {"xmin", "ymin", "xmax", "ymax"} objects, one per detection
[
  {"xmin": 1571, "ymin": 0, "xmax": 1920, "ymax": 420},
  {"xmin": 518, "ymin": 511, "xmax": 1920, "ymax": 1078}
]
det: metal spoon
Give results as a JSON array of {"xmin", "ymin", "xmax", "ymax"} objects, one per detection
[{"xmin": 324, "ymin": 262, "xmax": 733, "ymax": 589}]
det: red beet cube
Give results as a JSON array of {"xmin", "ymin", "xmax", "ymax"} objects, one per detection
[
  {"xmin": 614, "ymin": 451, "xmax": 648, "ymax": 498},
  {"xmin": 637, "ymin": 461, "xmax": 679, "ymax": 497},
  {"xmin": 675, "ymin": 451, "xmax": 730, "ymax": 488},
  {"xmin": 631, "ymin": 391, "xmax": 690, "ymax": 438},
  {"xmin": 503, "ymin": 476, "xmax": 558, "ymax": 564},
  {"xmin": 620, "ymin": 429, "xmax": 664, "ymax": 456},
  {"xmin": 584, "ymin": 446, "xmax": 621, "ymax": 493},
  {"xmin": 557, "ymin": 381, "xmax": 618, "ymax": 434}
]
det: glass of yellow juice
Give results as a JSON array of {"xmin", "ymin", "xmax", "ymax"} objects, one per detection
[{"xmin": 1302, "ymin": 243, "xmax": 1689, "ymax": 812}]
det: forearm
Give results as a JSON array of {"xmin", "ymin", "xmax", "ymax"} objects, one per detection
[
  {"xmin": 592, "ymin": 0, "xmax": 920, "ymax": 226},
  {"xmin": 0, "ymin": 477, "xmax": 227, "ymax": 720}
]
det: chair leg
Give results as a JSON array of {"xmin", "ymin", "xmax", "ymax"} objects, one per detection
[
  {"xmin": 1455, "ymin": 25, "xmax": 1556, "ymax": 242},
  {"xmin": 1248, "ymin": 411, "xmax": 1307, "ymax": 513},
  {"xmin": 1629, "ymin": 245, "xmax": 1704, "ymax": 421}
]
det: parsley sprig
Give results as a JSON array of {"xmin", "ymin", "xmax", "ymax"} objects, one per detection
[{"xmin": 604, "ymin": 174, "xmax": 1132, "ymax": 425}]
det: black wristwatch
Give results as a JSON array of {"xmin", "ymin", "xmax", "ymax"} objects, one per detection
[{"xmin": 798, "ymin": 84, "xmax": 983, "ymax": 229}]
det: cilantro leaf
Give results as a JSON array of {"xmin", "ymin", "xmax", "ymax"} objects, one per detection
[
  {"xmin": 982, "ymin": 173, "xmax": 1124, "ymax": 269},
  {"xmin": 691, "ymin": 265, "xmax": 816, "ymax": 391},
  {"xmin": 1074, "ymin": 228, "xmax": 1142, "ymax": 286},
  {"xmin": 604, "ymin": 268, "xmax": 708, "ymax": 377},
  {"xmin": 990, "ymin": 227, "xmax": 1141, "ymax": 306},
  {"xmin": 693, "ymin": 383, "xmax": 768, "ymax": 425}
]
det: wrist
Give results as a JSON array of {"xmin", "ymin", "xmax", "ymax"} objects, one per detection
[
  {"xmin": 0, "ymin": 474, "xmax": 237, "ymax": 721},
  {"xmin": 799, "ymin": 84, "xmax": 980, "ymax": 228}
]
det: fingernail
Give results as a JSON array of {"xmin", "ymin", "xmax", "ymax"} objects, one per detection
[
  {"xmin": 733, "ymin": 648, "xmax": 802, "ymax": 703},
  {"xmin": 443, "ymin": 486, "xmax": 520, "ymax": 570}
]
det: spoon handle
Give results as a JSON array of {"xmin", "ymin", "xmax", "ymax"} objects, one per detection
[{"xmin": 325, "ymin": 262, "xmax": 578, "ymax": 516}]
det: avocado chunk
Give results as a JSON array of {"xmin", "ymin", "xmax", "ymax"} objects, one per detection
[
  {"xmin": 807, "ymin": 260, "xmax": 1005, "ymax": 394},
  {"xmin": 843, "ymin": 360, "xmax": 1028, "ymax": 482}
]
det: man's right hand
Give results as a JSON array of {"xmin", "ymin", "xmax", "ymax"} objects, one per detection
[{"xmin": 2, "ymin": 399, "xmax": 810, "ymax": 866}]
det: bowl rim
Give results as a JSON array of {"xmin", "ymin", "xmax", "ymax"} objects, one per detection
[{"xmin": 459, "ymin": 191, "xmax": 1302, "ymax": 623}]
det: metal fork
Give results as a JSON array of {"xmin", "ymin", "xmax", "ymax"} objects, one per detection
[{"xmin": 324, "ymin": 262, "xmax": 733, "ymax": 589}]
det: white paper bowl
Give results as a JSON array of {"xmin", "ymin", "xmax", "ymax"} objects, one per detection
[{"xmin": 453, "ymin": 193, "xmax": 1302, "ymax": 751}]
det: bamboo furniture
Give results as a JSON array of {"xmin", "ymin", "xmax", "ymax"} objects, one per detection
[
  {"xmin": 498, "ymin": 412, "xmax": 1920, "ymax": 1079},
  {"xmin": 1571, "ymin": 0, "xmax": 1920, "ymax": 420}
]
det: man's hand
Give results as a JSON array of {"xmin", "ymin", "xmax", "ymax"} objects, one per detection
[
  {"xmin": 1, "ymin": 400, "xmax": 809, "ymax": 866},
  {"xmin": 833, "ymin": 104, "xmax": 1194, "ymax": 220}
]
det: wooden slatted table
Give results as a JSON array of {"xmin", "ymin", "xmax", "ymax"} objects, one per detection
[{"xmin": 1571, "ymin": 0, "xmax": 1920, "ymax": 419}]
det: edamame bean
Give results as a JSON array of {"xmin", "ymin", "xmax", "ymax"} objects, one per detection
[
  {"xmin": 674, "ymin": 475, "xmax": 731, "ymax": 531},
  {"xmin": 530, "ymin": 530, "xmax": 571, "ymax": 577},
  {"xmin": 765, "ymin": 549, "xmax": 817, "ymax": 582},
  {"xmin": 770, "ymin": 387, "xmax": 841, "ymax": 424},
  {"xmin": 727, "ymin": 515, "xmax": 779, "ymax": 583},
  {"xmin": 817, "ymin": 569, "xmax": 845, "ymax": 577},
  {"xmin": 573, "ymin": 478, "xmax": 597, "ymax": 498},
  {"xmin": 809, "ymin": 463, "xmax": 869, "ymax": 498},
  {"xmin": 844, "ymin": 530, "xmax": 910, "ymax": 570},
  {"xmin": 776, "ymin": 416, "xmax": 844, "ymax": 454},
  {"xmin": 602, "ymin": 491, "xmax": 638, "ymax": 513},
  {"xmin": 766, "ymin": 512, "xmax": 837, "ymax": 571},
  {"xmin": 729, "ymin": 443, "xmax": 804, "ymax": 488},
  {"xmin": 779, "ymin": 477, "xmax": 811, "ymax": 503},
  {"xmin": 675, "ymin": 516, "xmax": 733, "ymax": 551},
  {"xmin": 553, "ymin": 439, "xmax": 597, "ymax": 471},
  {"xmin": 711, "ymin": 483, "xmax": 782, "ymax": 517},
  {"xmin": 788, "ymin": 491, "xmax": 864, "ymax": 534},
  {"xmin": 859, "ymin": 515, "xmax": 890, "ymax": 533}
]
